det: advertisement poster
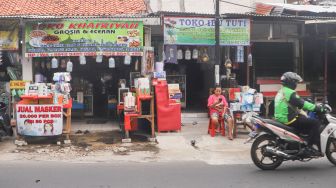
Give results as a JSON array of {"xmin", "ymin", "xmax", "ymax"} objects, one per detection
[
  {"xmin": 25, "ymin": 20, "xmax": 144, "ymax": 57},
  {"xmin": 141, "ymin": 47, "xmax": 155, "ymax": 75},
  {"xmin": 16, "ymin": 105, "xmax": 63, "ymax": 136},
  {"xmin": 164, "ymin": 17, "xmax": 250, "ymax": 46},
  {"xmin": 0, "ymin": 20, "xmax": 19, "ymax": 50}
]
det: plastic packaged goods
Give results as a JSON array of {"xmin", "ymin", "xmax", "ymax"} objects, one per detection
[
  {"xmin": 66, "ymin": 60, "xmax": 73, "ymax": 72},
  {"xmin": 185, "ymin": 48, "xmax": 191, "ymax": 60},
  {"xmin": 109, "ymin": 57, "xmax": 115, "ymax": 68},
  {"xmin": 177, "ymin": 49, "xmax": 183, "ymax": 60},
  {"xmin": 96, "ymin": 55, "xmax": 103, "ymax": 63},
  {"xmin": 79, "ymin": 55, "xmax": 86, "ymax": 65},
  {"xmin": 192, "ymin": 48, "xmax": 198, "ymax": 59}
]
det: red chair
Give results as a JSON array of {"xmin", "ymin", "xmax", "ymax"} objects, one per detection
[{"xmin": 208, "ymin": 113, "xmax": 225, "ymax": 137}]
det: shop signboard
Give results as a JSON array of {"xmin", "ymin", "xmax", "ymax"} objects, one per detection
[
  {"xmin": 164, "ymin": 17, "xmax": 250, "ymax": 46},
  {"xmin": 16, "ymin": 105, "xmax": 63, "ymax": 136},
  {"xmin": 10, "ymin": 80, "xmax": 28, "ymax": 89},
  {"xmin": 0, "ymin": 20, "xmax": 19, "ymax": 50},
  {"xmin": 10, "ymin": 80, "xmax": 29, "ymax": 98},
  {"xmin": 25, "ymin": 20, "xmax": 144, "ymax": 57}
]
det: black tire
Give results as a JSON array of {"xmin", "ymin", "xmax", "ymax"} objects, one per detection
[
  {"xmin": 251, "ymin": 134, "xmax": 283, "ymax": 170},
  {"xmin": 326, "ymin": 137, "xmax": 336, "ymax": 166}
]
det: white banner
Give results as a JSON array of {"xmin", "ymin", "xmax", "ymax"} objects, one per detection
[{"xmin": 16, "ymin": 105, "xmax": 63, "ymax": 136}]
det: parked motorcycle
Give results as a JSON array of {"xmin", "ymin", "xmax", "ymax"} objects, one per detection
[
  {"xmin": 0, "ymin": 102, "xmax": 13, "ymax": 141},
  {"xmin": 247, "ymin": 104, "xmax": 336, "ymax": 170}
]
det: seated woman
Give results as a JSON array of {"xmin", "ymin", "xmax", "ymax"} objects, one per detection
[{"xmin": 207, "ymin": 86, "xmax": 234, "ymax": 140}]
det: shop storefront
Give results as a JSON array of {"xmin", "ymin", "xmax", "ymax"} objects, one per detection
[
  {"xmin": 0, "ymin": 19, "xmax": 22, "ymax": 116},
  {"xmin": 23, "ymin": 19, "xmax": 148, "ymax": 118},
  {"xmin": 153, "ymin": 15, "xmax": 251, "ymax": 111}
]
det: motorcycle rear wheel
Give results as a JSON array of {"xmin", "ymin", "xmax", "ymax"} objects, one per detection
[
  {"xmin": 326, "ymin": 138, "xmax": 336, "ymax": 166},
  {"xmin": 251, "ymin": 134, "xmax": 283, "ymax": 170}
]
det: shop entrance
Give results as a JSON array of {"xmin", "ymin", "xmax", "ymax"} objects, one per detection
[
  {"xmin": 185, "ymin": 62, "xmax": 208, "ymax": 112},
  {"xmin": 70, "ymin": 56, "xmax": 135, "ymax": 119},
  {"xmin": 164, "ymin": 60, "xmax": 211, "ymax": 113},
  {"xmin": 32, "ymin": 56, "xmax": 141, "ymax": 120}
]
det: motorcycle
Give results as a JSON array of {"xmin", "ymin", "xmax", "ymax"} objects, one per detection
[
  {"xmin": 247, "ymin": 104, "xmax": 336, "ymax": 170},
  {"xmin": 0, "ymin": 102, "xmax": 13, "ymax": 141}
]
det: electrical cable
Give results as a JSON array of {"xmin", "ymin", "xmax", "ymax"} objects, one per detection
[{"xmin": 218, "ymin": 0, "xmax": 325, "ymax": 19}]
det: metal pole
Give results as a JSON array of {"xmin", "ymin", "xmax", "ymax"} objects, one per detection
[
  {"xmin": 215, "ymin": 0, "xmax": 221, "ymax": 86},
  {"xmin": 324, "ymin": 25, "xmax": 328, "ymax": 102},
  {"xmin": 247, "ymin": 46, "xmax": 250, "ymax": 86}
]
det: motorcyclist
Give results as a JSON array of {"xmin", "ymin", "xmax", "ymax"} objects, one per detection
[{"xmin": 274, "ymin": 72, "xmax": 325, "ymax": 155}]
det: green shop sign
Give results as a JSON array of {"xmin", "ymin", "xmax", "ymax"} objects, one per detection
[
  {"xmin": 164, "ymin": 17, "xmax": 250, "ymax": 46},
  {"xmin": 25, "ymin": 20, "xmax": 144, "ymax": 57}
]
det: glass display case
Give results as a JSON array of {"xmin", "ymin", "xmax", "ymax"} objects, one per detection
[{"xmin": 166, "ymin": 75, "xmax": 186, "ymax": 108}]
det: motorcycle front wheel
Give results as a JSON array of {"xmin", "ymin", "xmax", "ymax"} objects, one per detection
[
  {"xmin": 326, "ymin": 137, "xmax": 336, "ymax": 166},
  {"xmin": 251, "ymin": 134, "xmax": 283, "ymax": 170}
]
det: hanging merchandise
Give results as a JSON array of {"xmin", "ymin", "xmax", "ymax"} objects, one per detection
[
  {"xmin": 51, "ymin": 57, "xmax": 58, "ymax": 68},
  {"xmin": 7, "ymin": 67, "xmax": 18, "ymax": 80},
  {"xmin": 134, "ymin": 58, "xmax": 139, "ymax": 71},
  {"xmin": 46, "ymin": 61, "xmax": 51, "ymax": 70},
  {"xmin": 201, "ymin": 48, "xmax": 209, "ymax": 62},
  {"xmin": 236, "ymin": 46, "xmax": 244, "ymax": 63},
  {"xmin": 177, "ymin": 49, "xmax": 183, "ymax": 60},
  {"xmin": 0, "ymin": 51, "xmax": 2, "ymax": 64},
  {"xmin": 109, "ymin": 57, "xmax": 115, "ymax": 68},
  {"xmin": 185, "ymin": 48, "xmax": 191, "ymax": 60},
  {"xmin": 124, "ymin": 55, "xmax": 131, "ymax": 65},
  {"xmin": 155, "ymin": 61, "xmax": 164, "ymax": 72},
  {"xmin": 66, "ymin": 59, "xmax": 73, "ymax": 72},
  {"xmin": 79, "ymin": 55, "xmax": 86, "ymax": 65},
  {"xmin": 192, "ymin": 48, "xmax": 199, "ymax": 59},
  {"xmin": 225, "ymin": 58, "xmax": 232, "ymax": 78},
  {"xmin": 169, "ymin": 47, "xmax": 175, "ymax": 59},
  {"xmin": 164, "ymin": 45, "xmax": 177, "ymax": 64},
  {"xmin": 247, "ymin": 53, "xmax": 253, "ymax": 66},
  {"xmin": 60, "ymin": 59, "xmax": 67, "ymax": 69},
  {"xmin": 162, "ymin": 51, "xmax": 166, "ymax": 61},
  {"xmin": 96, "ymin": 54, "xmax": 103, "ymax": 63}
]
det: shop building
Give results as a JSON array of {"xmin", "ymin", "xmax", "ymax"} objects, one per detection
[
  {"xmin": 0, "ymin": 18, "xmax": 22, "ymax": 115},
  {"xmin": 150, "ymin": 12, "xmax": 251, "ymax": 111},
  {"xmin": 256, "ymin": 2, "xmax": 336, "ymax": 109},
  {"xmin": 0, "ymin": 0, "xmax": 162, "ymax": 119}
]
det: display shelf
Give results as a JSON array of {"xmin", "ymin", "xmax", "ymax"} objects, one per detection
[{"xmin": 166, "ymin": 75, "xmax": 186, "ymax": 108}]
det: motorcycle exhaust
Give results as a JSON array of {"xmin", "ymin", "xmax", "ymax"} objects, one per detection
[{"xmin": 265, "ymin": 146, "xmax": 296, "ymax": 159}]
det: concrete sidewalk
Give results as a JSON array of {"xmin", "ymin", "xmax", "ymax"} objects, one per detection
[
  {"xmin": 57, "ymin": 115, "xmax": 253, "ymax": 165},
  {"xmin": 0, "ymin": 115, "xmax": 253, "ymax": 165},
  {"xmin": 155, "ymin": 115, "xmax": 252, "ymax": 165}
]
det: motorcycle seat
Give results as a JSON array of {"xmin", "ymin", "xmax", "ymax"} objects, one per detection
[{"xmin": 263, "ymin": 119, "xmax": 297, "ymax": 133}]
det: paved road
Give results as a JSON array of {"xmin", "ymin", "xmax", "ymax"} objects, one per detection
[{"xmin": 0, "ymin": 159, "xmax": 336, "ymax": 188}]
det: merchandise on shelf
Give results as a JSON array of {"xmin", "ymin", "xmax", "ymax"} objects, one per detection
[
  {"xmin": 24, "ymin": 83, "xmax": 52, "ymax": 97},
  {"xmin": 124, "ymin": 92, "xmax": 136, "ymax": 112},
  {"xmin": 168, "ymin": 84, "xmax": 182, "ymax": 99},
  {"xmin": 135, "ymin": 77, "xmax": 150, "ymax": 96},
  {"xmin": 229, "ymin": 86, "xmax": 263, "ymax": 112},
  {"xmin": 52, "ymin": 72, "xmax": 72, "ymax": 106},
  {"xmin": 152, "ymin": 71, "xmax": 166, "ymax": 79}
]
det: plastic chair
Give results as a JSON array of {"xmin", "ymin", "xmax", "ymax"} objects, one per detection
[{"xmin": 208, "ymin": 114, "xmax": 225, "ymax": 137}]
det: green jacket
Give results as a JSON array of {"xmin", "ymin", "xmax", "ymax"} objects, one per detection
[{"xmin": 274, "ymin": 86, "xmax": 316, "ymax": 124}]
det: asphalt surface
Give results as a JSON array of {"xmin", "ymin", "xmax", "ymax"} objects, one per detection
[{"xmin": 0, "ymin": 159, "xmax": 336, "ymax": 188}]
